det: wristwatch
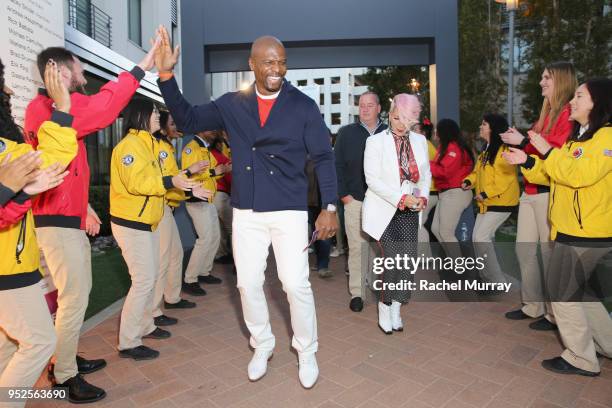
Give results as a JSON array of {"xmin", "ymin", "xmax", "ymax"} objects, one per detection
[{"xmin": 326, "ymin": 204, "xmax": 337, "ymax": 212}]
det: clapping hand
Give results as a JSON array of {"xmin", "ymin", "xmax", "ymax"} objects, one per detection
[
  {"xmin": 500, "ymin": 127, "xmax": 526, "ymax": 146},
  {"xmin": 192, "ymin": 185, "xmax": 213, "ymax": 201},
  {"xmin": 172, "ymin": 172, "xmax": 199, "ymax": 191},
  {"xmin": 187, "ymin": 160, "xmax": 209, "ymax": 175},
  {"xmin": 22, "ymin": 162, "xmax": 69, "ymax": 195},
  {"xmin": 502, "ymin": 147, "xmax": 528, "ymax": 165},
  {"xmin": 527, "ymin": 131, "xmax": 552, "ymax": 155},
  {"xmin": 0, "ymin": 152, "xmax": 43, "ymax": 193}
]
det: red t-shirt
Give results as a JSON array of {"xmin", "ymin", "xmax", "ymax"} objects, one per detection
[{"xmin": 257, "ymin": 96, "xmax": 276, "ymax": 127}]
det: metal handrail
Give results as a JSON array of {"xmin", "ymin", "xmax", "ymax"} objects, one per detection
[{"xmin": 68, "ymin": 0, "xmax": 112, "ymax": 48}]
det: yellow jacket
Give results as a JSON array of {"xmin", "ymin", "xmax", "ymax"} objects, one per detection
[
  {"xmin": 522, "ymin": 126, "xmax": 612, "ymax": 240},
  {"xmin": 427, "ymin": 140, "xmax": 437, "ymax": 192},
  {"xmin": 464, "ymin": 146, "xmax": 520, "ymax": 213},
  {"xmin": 181, "ymin": 136, "xmax": 222, "ymax": 202},
  {"xmin": 158, "ymin": 136, "xmax": 185, "ymax": 208},
  {"xmin": 110, "ymin": 129, "xmax": 171, "ymax": 230},
  {"xmin": 0, "ymin": 115, "xmax": 77, "ymax": 289}
]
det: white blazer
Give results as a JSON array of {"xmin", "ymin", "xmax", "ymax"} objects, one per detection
[{"xmin": 362, "ymin": 129, "xmax": 432, "ymax": 241}]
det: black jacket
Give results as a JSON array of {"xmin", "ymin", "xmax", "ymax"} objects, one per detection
[{"xmin": 334, "ymin": 121, "xmax": 387, "ymax": 201}]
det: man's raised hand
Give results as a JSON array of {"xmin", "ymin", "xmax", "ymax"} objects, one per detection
[{"xmin": 154, "ymin": 25, "xmax": 180, "ymax": 75}]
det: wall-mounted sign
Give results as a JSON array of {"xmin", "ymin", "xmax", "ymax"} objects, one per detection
[{"xmin": 0, "ymin": 0, "xmax": 64, "ymax": 126}]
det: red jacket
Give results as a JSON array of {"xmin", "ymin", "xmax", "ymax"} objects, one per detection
[
  {"xmin": 0, "ymin": 200, "xmax": 31, "ymax": 230},
  {"xmin": 430, "ymin": 141, "xmax": 474, "ymax": 190},
  {"xmin": 24, "ymin": 67, "xmax": 144, "ymax": 229},
  {"xmin": 210, "ymin": 147, "xmax": 232, "ymax": 194},
  {"xmin": 523, "ymin": 104, "xmax": 573, "ymax": 195}
]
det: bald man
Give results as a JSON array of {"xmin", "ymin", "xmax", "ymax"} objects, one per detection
[{"xmin": 154, "ymin": 27, "xmax": 337, "ymax": 389}]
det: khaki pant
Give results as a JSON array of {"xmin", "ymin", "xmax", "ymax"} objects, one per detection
[
  {"xmin": 36, "ymin": 227, "xmax": 92, "ymax": 384},
  {"xmin": 344, "ymin": 199, "xmax": 369, "ymax": 298},
  {"xmin": 152, "ymin": 206, "xmax": 183, "ymax": 317},
  {"xmin": 472, "ymin": 211, "xmax": 511, "ymax": 284},
  {"xmin": 233, "ymin": 209, "xmax": 317, "ymax": 354},
  {"xmin": 185, "ymin": 202, "xmax": 220, "ymax": 283},
  {"xmin": 213, "ymin": 192, "xmax": 233, "ymax": 258},
  {"xmin": 335, "ymin": 210, "xmax": 346, "ymax": 251},
  {"xmin": 431, "ymin": 188, "xmax": 472, "ymax": 258},
  {"xmin": 112, "ymin": 223, "xmax": 159, "ymax": 350},
  {"xmin": 516, "ymin": 192, "xmax": 553, "ymax": 319},
  {"xmin": 546, "ymin": 244, "xmax": 612, "ymax": 372},
  {"xmin": 418, "ymin": 194, "xmax": 438, "ymax": 243},
  {"xmin": 0, "ymin": 284, "xmax": 56, "ymax": 407}
]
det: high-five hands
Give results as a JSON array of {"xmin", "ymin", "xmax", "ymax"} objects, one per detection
[{"xmin": 154, "ymin": 25, "xmax": 180, "ymax": 75}]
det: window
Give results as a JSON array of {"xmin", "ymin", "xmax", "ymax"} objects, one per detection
[
  {"xmin": 331, "ymin": 113, "xmax": 341, "ymax": 125},
  {"xmin": 128, "ymin": 0, "xmax": 142, "ymax": 46},
  {"xmin": 297, "ymin": 79, "xmax": 307, "ymax": 86},
  {"xmin": 354, "ymin": 75, "xmax": 365, "ymax": 86},
  {"xmin": 319, "ymin": 93, "xmax": 325, "ymax": 105},
  {"xmin": 331, "ymin": 92, "xmax": 341, "ymax": 104},
  {"xmin": 353, "ymin": 95, "xmax": 360, "ymax": 106},
  {"xmin": 314, "ymin": 78, "xmax": 324, "ymax": 85},
  {"xmin": 330, "ymin": 76, "xmax": 340, "ymax": 84}
]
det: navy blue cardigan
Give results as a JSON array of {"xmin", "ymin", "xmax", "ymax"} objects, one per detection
[{"xmin": 158, "ymin": 78, "xmax": 337, "ymax": 212}]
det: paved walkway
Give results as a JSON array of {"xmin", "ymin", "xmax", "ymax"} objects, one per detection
[{"xmin": 30, "ymin": 255, "xmax": 611, "ymax": 408}]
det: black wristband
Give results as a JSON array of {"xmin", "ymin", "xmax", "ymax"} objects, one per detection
[
  {"xmin": 50, "ymin": 111, "xmax": 74, "ymax": 127},
  {"xmin": 129, "ymin": 66, "xmax": 146, "ymax": 81},
  {"xmin": 209, "ymin": 169, "xmax": 216, "ymax": 177},
  {"xmin": 463, "ymin": 180, "xmax": 471, "ymax": 187},
  {"xmin": 521, "ymin": 155, "xmax": 536, "ymax": 169},
  {"xmin": 519, "ymin": 137, "xmax": 529, "ymax": 149},
  {"xmin": 162, "ymin": 176, "xmax": 174, "ymax": 190},
  {"xmin": 543, "ymin": 148, "xmax": 553, "ymax": 159},
  {"xmin": 0, "ymin": 184, "xmax": 16, "ymax": 206},
  {"xmin": 13, "ymin": 190, "xmax": 30, "ymax": 204},
  {"xmin": 185, "ymin": 169, "xmax": 193, "ymax": 178},
  {"xmin": 480, "ymin": 191, "xmax": 488, "ymax": 200}
]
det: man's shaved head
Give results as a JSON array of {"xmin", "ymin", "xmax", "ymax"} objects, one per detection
[
  {"xmin": 250, "ymin": 36, "xmax": 284, "ymax": 57},
  {"xmin": 248, "ymin": 36, "xmax": 287, "ymax": 95}
]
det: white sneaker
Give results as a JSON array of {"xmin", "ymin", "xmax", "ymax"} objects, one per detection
[
  {"xmin": 391, "ymin": 301, "xmax": 403, "ymax": 332},
  {"xmin": 298, "ymin": 353, "xmax": 319, "ymax": 389},
  {"xmin": 329, "ymin": 247, "xmax": 345, "ymax": 257},
  {"xmin": 378, "ymin": 302, "xmax": 393, "ymax": 334},
  {"xmin": 247, "ymin": 349, "xmax": 273, "ymax": 381}
]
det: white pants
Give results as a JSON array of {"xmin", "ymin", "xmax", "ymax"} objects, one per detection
[
  {"xmin": 112, "ymin": 223, "xmax": 159, "ymax": 350},
  {"xmin": 0, "ymin": 284, "xmax": 56, "ymax": 408},
  {"xmin": 233, "ymin": 209, "xmax": 317, "ymax": 355},
  {"xmin": 185, "ymin": 202, "xmax": 220, "ymax": 283},
  {"xmin": 152, "ymin": 205, "xmax": 183, "ymax": 317}
]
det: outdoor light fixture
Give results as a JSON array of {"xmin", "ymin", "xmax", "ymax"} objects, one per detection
[
  {"xmin": 495, "ymin": 0, "xmax": 518, "ymax": 11},
  {"xmin": 409, "ymin": 78, "xmax": 420, "ymax": 94}
]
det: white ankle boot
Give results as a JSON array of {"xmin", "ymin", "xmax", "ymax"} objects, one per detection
[
  {"xmin": 248, "ymin": 349, "xmax": 273, "ymax": 381},
  {"xmin": 378, "ymin": 302, "xmax": 392, "ymax": 334},
  {"xmin": 298, "ymin": 353, "xmax": 319, "ymax": 389},
  {"xmin": 391, "ymin": 301, "xmax": 403, "ymax": 331}
]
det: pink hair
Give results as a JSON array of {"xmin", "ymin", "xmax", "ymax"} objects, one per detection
[{"xmin": 390, "ymin": 93, "xmax": 421, "ymax": 128}]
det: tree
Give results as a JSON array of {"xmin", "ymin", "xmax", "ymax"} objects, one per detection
[
  {"xmin": 458, "ymin": 0, "xmax": 507, "ymax": 133},
  {"xmin": 360, "ymin": 66, "xmax": 430, "ymax": 120},
  {"xmin": 518, "ymin": 0, "xmax": 611, "ymax": 124}
]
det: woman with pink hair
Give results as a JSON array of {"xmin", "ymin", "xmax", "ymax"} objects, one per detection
[{"xmin": 362, "ymin": 94, "xmax": 432, "ymax": 334}]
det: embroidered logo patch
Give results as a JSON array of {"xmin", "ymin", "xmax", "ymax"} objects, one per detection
[
  {"xmin": 604, "ymin": 149, "xmax": 612, "ymax": 157},
  {"xmin": 184, "ymin": 147, "xmax": 192, "ymax": 155},
  {"xmin": 0, "ymin": 140, "xmax": 5, "ymax": 154},
  {"xmin": 448, "ymin": 151, "xmax": 457, "ymax": 157},
  {"xmin": 159, "ymin": 151, "xmax": 168, "ymax": 160},
  {"xmin": 122, "ymin": 154, "xmax": 135, "ymax": 166},
  {"xmin": 572, "ymin": 147, "xmax": 583, "ymax": 159}
]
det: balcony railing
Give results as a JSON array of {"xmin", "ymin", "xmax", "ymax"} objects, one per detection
[{"xmin": 68, "ymin": 0, "xmax": 112, "ymax": 48}]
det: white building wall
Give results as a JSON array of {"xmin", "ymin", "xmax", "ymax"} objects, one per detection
[{"xmin": 211, "ymin": 68, "xmax": 368, "ymax": 134}]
